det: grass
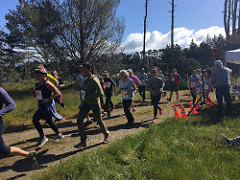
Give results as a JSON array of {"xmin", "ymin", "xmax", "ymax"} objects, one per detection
[{"xmin": 33, "ymin": 104, "xmax": 240, "ymax": 180}]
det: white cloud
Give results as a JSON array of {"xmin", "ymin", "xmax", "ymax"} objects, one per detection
[{"xmin": 121, "ymin": 26, "xmax": 225, "ymax": 54}]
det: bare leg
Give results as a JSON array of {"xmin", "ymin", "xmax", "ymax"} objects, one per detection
[{"xmin": 9, "ymin": 146, "xmax": 29, "ymax": 157}]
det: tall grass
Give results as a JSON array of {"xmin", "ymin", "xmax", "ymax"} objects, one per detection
[{"xmin": 34, "ymin": 106, "xmax": 240, "ymax": 180}]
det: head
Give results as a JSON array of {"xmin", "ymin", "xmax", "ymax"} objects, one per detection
[
  {"xmin": 82, "ymin": 62, "xmax": 95, "ymax": 77},
  {"xmin": 196, "ymin": 76, "xmax": 200, "ymax": 83},
  {"xmin": 140, "ymin": 68, "xmax": 145, "ymax": 74},
  {"xmin": 51, "ymin": 70, "xmax": 58, "ymax": 78},
  {"xmin": 204, "ymin": 74, "xmax": 209, "ymax": 80},
  {"xmin": 151, "ymin": 68, "xmax": 158, "ymax": 78},
  {"xmin": 127, "ymin": 69, "xmax": 133, "ymax": 76},
  {"xmin": 119, "ymin": 70, "xmax": 129, "ymax": 80},
  {"xmin": 34, "ymin": 66, "xmax": 47, "ymax": 81},
  {"xmin": 197, "ymin": 69, "xmax": 202, "ymax": 75},
  {"xmin": 193, "ymin": 70, "xmax": 197, "ymax": 76},
  {"xmin": 102, "ymin": 71, "xmax": 109, "ymax": 78},
  {"xmin": 172, "ymin": 68, "xmax": 177, "ymax": 74},
  {"xmin": 214, "ymin": 60, "xmax": 223, "ymax": 68}
]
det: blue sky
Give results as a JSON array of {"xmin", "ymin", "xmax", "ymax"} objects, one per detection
[{"xmin": 0, "ymin": 0, "xmax": 225, "ymax": 53}]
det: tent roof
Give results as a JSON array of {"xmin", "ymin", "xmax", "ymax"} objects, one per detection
[{"xmin": 225, "ymin": 49, "xmax": 240, "ymax": 64}]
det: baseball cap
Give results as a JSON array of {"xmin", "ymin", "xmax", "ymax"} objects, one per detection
[{"xmin": 35, "ymin": 66, "xmax": 47, "ymax": 74}]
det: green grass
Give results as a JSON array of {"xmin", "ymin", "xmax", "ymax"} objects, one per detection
[{"xmin": 33, "ymin": 105, "xmax": 240, "ymax": 180}]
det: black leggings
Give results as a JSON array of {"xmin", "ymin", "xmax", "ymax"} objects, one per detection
[
  {"xmin": 33, "ymin": 106, "xmax": 60, "ymax": 138},
  {"xmin": 123, "ymin": 100, "xmax": 134, "ymax": 124},
  {"xmin": 105, "ymin": 92, "xmax": 114, "ymax": 110},
  {"xmin": 0, "ymin": 121, "xmax": 10, "ymax": 155},
  {"xmin": 151, "ymin": 95, "xmax": 161, "ymax": 119}
]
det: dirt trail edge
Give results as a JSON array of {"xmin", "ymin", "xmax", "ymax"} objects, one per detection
[{"xmin": 0, "ymin": 93, "xmax": 203, "ymax": 179}]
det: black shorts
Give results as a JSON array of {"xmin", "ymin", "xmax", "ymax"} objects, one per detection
[{"xmin": 170, "ymin": 83, "xmax": 179, "ymax": 92}]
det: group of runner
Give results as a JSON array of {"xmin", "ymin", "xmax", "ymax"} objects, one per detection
[{"xmin": 0, "ymin": 60, "xmax": 235, "ymax": 168}]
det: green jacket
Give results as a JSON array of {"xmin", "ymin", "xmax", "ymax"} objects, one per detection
[{"xmin": 82, "ymin": 75, "xmax": 104, "ymax": 104}]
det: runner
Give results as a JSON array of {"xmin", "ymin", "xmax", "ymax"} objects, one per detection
[
  {"xmin": 74, "ymin": 63, "xmax": 109, "ymax": 148},
  {"xmin": 51, "ymin": 70, "xmax": 65, "ymax": 109},
  {"xmin": 0, "ymin": 87, "xmax": 38, "ymax": 167},
  {"xmin": 148, "ymin": 69, "xmax": 164, "ymax": 123},
  {"xmin": 127, "ymin": 69, "xmax": 140, "ymax": 111},
  {"xmin": 29, "ymin": 66, "xmax": 64, "ymax": 147},
  {"xmin": 102, "ymin": 71, "xmax": 116, "ymax": 118},
  {"xmin": 188, "ymin": 70, "xmax": 199, "ymax": 104},
  {"xmin": 137, "ymin": 68, "xmax": 148, "ymax": 103},
  {"xmin": 167, "ymin": 68, "xmax": 181, "ymax": 102},
  {"xmin": 115, "ymin": 70, "xmax": 136, "ymax": 126}
]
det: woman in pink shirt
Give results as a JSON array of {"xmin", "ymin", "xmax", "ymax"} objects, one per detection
[{"xmin": 127, "ymin": 69, "xmax": 140, "ymax": 111}]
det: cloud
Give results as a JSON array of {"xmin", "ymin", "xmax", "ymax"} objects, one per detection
[{"xmin": 121, "ymin": 26, "xmax": 225, "ymax": 54}]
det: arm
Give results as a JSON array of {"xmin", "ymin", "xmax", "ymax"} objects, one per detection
[
  {"xmin": 0, "ymin": 90, "xmax": 16, "ymax": 116},
  {"xmin": 42, "ymin": 81, "xmax": 61, "ymax": 103}
]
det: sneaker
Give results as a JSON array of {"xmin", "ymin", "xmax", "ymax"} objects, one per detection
[
  {"xmin": 84, "ymin": 119, "xmax": 93, "ymax": 127},
  {"xmin": 54, "ymin": 118, "xmax": 61, "ymax": 123},
  {"xmin": 74, "ymin": 141, "xmax": 87, "ymax": 148},
  {"xmin": 152, "ymin": 119, "xmax": 156, "ymax": 123},
  {"xmin": 167, "ymin": 98, "xmax": 171, "ymax": 102},
  {"xmin": 159, "ymin": 107, "xmax": 163, "ymax": 115},
  {"xmin": 132, "ymin": 109, "xmax": 136, "ymax": 112},
  {"xmin": 36, "ymin": 136, "xmax": 48, "ymax": 147},
  {"xmin": 28, "ymin": 150, "xmax": 39, "ymax": 169},
  {"xmin": 54, "ymin": 133, "xmax": 65, "ymax": 142},
  {"xmin": 103, "ymin": 133, "xmax": 109, "ymax": 144},
  {"xmin": 222, "ymin": 134, "xmax": 234, "ymax": 146}
]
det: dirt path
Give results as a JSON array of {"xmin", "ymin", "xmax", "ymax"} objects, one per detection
[{"xmin": 0, "ymin": 92, "xmax": 213, "ymax": 179}]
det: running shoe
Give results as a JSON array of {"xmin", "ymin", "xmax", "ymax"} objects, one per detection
[
  {"xmin": 222, "ymin": 134, "xmax": 234, "ymax": 146},
  {"xmin": 36, "ymin": 136, "xmax": 48, "ymax": 147},
  {"xmin": 103, "ymin": 133, "xmax": 109, "ymax": 144},
  {"xmin": 159, "ymin": 107, "xmax": 163, "ymax": 115},
  {"xmin": 74, "ymin": 141, "xmax": 87, "ymax": 148},
  {"xmin": 54, "ymin": 133, "xmax": 65, "ymax": 142},
  {"xmin": 167, "ymin": 98, "xmax": 171, "ymax": 102},
  {"xmin": 54, "ymin": 118, "xmax": 61, "ymax": 123},
  {"xmin": 28, "ymin": 150, "xmax": 39, "ymax": 169},
  {"xmin": 152, "ymin": 119, "xmax": 156, "ymax": 123}
]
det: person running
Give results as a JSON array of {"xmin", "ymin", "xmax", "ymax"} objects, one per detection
[
  {"xmin": 0, "ymin": 87, "xmax": 38, "ymax": 167},
  {"xmin": 102, "ymin": 71, "xmax": 116, "ymax": 118},
  {"xmin": 188, "ymin": 70, "xmax": 199, "ymax": 104},
  {"xmin": 148, "ymin": 68, "xmax": 164, "ymax": 123},
  {"xmin": 127, "ymin": 69, "xmax": 140, "ymax": 111},
  {"xmin": 74, "ymin": 63, "xmax": 109, "ymax": 148},
  {"xmin": 137, "ymin": 68, "xmax": 148, "ymax": 103},
  {"xmin": 29, "ymin": 66, "xmax": 64, "ymax": 147},
  {"xmin": 167, "ymin": 68, "xmax": 181, "ymax": 102},
  {"xmin": 115, "ymin": 70, "xmax": 136, "ymax": 126},
  {"xmin": 51, "ymin": 70, "xmax": 65, "ymax": 109}
]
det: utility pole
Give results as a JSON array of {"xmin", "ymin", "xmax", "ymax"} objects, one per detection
[
  {"xmin": 169, "ymin": 0, "xmax": 175, "ymax": 65},
  {"xmin": 142, "ymin": 0, "xmax": 149, "ymax": 70}
]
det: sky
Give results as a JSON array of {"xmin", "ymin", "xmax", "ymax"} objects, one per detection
[{"xmin": 0, "ymin": 0, "xmax": 226, "ymax": 54}]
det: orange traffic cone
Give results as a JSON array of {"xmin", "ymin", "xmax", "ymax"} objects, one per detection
[
  {"xmin": 172, "ymin": 104, "xmax": 181, "ymax": 118},
  {"xmin": 207, "ymin": 96, "xmax": 214, "ymax": 106},
  {"xmin": 159, "ymin": 107, "xmax": 163, "ymax": 115},
  {"xmin": 189, "ymin": 101, "xmax": 198, "ymax": 115},
  {"xmin": 195, "ymin": 103, "xmax": 200, "ymax": 109},
  {"xmin": 179, "ymin": 103, "xmax": 188, "ymax": 119}
]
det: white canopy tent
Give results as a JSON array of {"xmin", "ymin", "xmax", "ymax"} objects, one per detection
[{"xmin": 225, "ymin": 49, "xmax": 240, "ymax": 65}]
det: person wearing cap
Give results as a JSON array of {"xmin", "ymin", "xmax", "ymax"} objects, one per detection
[
  {"xmin": 74, "ymin": 63, "xmax": 109, "ymax": 148},
  {"xmin": 167, "ymin": 68, "xmax": 181, "ymax": 102},
  {"xmin": 102, "ymin": 71, "xmax": 116, "ymax": 117},
  {"xmin": 211, "ymin": 60, "xmax": 233, "ymax": 116},
  {"xmin": 29, "ymin": 66, "xmax": 64, "ymax": 147},
  {"xmin": 35, "ymin": 66, "xmax": 59, "ymax": 87},
  {"xmin": 148, "ymin": 68, "xmax": 164, "ymax": 123},
  {"xmin": 137, "ymin": 68, "xmax": 148, "ymax": 103},
  {"xmin": 115, "ymin": 70, "xmax": 136, "ymax": 126}
]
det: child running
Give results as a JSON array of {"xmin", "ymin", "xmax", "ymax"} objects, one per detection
[{"xmin": 148, "ymin": 68, "xmax": 164, "ymax": 123}]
